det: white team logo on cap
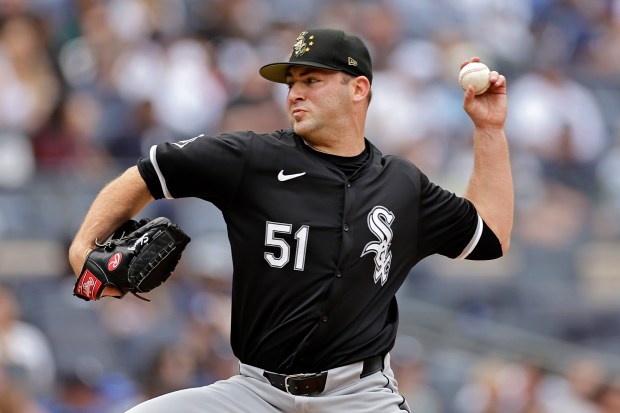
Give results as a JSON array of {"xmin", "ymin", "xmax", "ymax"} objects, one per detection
[
  {"xmin": 293, "ymin": 31, "xmax": 314, "ymax": 57},
  {"xmin": 361, "ymin": 206, "xmax": 395, "ymax": 286}
]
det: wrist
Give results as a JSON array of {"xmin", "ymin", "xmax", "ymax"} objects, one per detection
[
  {"xmin": 474, "ymin": 126, "xmax": 505, "ymax": 139},
  {"xmin": 68, "ymin": 243, "xmax": 93, "ymax": 276}
]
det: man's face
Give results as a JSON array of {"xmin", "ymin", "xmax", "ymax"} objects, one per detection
[{"xmin": 285, "ymin": 66, "xmax": 352, "ymax": 138}]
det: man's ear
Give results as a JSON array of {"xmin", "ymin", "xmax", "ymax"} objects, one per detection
[{"xmin": 351, "ymin": 76, "xmax": 371, "ymax": 103}]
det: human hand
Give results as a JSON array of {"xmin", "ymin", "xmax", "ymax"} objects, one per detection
[
  {"xmin": 72, "ymin": 217, "xmax": 190, "ymax": 302},
  {"xmin": 461, "ymin": 57, "xmax": 507, "ymax": 131},
  {"xmin": 69, "ymin": 246, "xmax": 123, "ymax": 297}
]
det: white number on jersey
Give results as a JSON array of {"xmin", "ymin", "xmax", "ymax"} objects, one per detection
[{"xmin": 264, "ymin": 222, "xmax": 309, "ymax": 271}]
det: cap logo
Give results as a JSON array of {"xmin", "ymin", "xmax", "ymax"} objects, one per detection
[
  {"xmin": 293, "ymin": 31, "xmax": 314, "ymax": 57},
  {"xmin": 348, "ymin": 57, "xmax": 358, "ymax": 67}
]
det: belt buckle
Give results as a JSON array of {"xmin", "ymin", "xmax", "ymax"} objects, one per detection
[{"xmin": 284, "ymin": 373, "xmax": 307, "ymax": 395}]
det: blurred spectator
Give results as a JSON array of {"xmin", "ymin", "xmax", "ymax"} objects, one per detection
[
  {"xmin": 43, "ymin": 366, "xmax": 139, "ymax": 413},
  {"xmin": 218, "ymin": 71, "xmax": 288, "ymax": 133},
  {"xmin": 151, "ymin": 37, "xmax": 228, "ymax": 136},
  {"xmin": 588, "ymin": 15, "xmax": 620, "ymax": 78},
  {"xmin": 44, "ymin": 372, "xmax": 108, "ymax": 413},
  {"xmin": 356, "ymin": 1, "xmax": 404, "ymax": 70},
  {"xmin": 507, "ymin": 65, "xmax": 608, "ymax": 195},
  {"xmin": 391, "ymin": 336, "xmax": 443, "ymax": 413},
  {"xmin": 453, "ymin": 358, "xmax": 546, "ymax": 413},
  {"xmin": 31, "ymin": 91, "xmax": 111, "ymax": 176},
  {"xmin": 0, "ymin": 130, "xmax": 35, "ymax": 188},
  {"xmin": 0, "ymin": 365, "xmax": 48, "ymax": 413},
  {"xmin": 140, "ymin": 342, "xmax": 201, "ymax": 400},
  {"xmin": 366, "ymin": 39, "xmax": 457, "ymax": 177},
  {"xmin": 0, "ymin": 13, "xmax": 60, "ymax": 133},
  {"xmin": 0, "ymin": 284, "xmax": 56, "ymax": 397},
  {"xmin": 516, "ymin": 182, "xmax": 591, "ymax": 249},
  {"xmin": 97, "ymin": 288, "xmax": 182, "ymax": 376},
  {"xmin": 539, "ymin": 357, "xmax": 606, "ymax": 413},
  {"xmin": 596, "ymin": 376, "xmax": 620, "ymax": 413},
  {"xmin": 596, "ymin": 146, "xmax": 620, "ymax": 237}
]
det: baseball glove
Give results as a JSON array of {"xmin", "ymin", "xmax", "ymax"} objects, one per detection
[{"xmin": 73, "ymin": 217, "xmax": 191, "ymax": 301}]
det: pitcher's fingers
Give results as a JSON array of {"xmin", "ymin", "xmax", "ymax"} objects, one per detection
[
  {"xmin": 490, "ymin": 73, "xmax": 506, "ymax": 88},
  {"xmin": 460, "ymin": 56, "xmax": 480, "ymax": 69}
]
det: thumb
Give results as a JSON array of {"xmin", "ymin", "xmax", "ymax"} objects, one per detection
[
  {"xmin": 102, "ymin": 286, "xmax": 123, "ymax": 297},
  {"xmin": 463, "ymin": 85, "xmax": 476, "ymax": 112}
]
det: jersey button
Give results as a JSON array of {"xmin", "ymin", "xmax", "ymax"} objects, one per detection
[
  {"xmin": 343, "ymin": 224, "xmax": 349, "ymax": 232},
  {"xmin": 322, "ymin": 315, "xmax": 328, "ymax": 323},
  {"xmin": 346, "ymin": 182, "xmax": 351, "ymax": 188},
  {"xmin": 336, "ymin": 272, "xmax": 342, "ymax": 278}
]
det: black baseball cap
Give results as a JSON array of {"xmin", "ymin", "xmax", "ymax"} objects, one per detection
[{"xmin": 259, "ymin": 29, "xmax": 373, "ymax": 84}]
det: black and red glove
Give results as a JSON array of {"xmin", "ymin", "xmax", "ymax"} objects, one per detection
[{"xmin": 74, "ymin": 217, "xmax": 190, "ymax": 301}]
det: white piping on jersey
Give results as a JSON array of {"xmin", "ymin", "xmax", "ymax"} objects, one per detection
[
  {"xmin": 149, "ymin": 144, "xmax": 173, "ymax": 199},
  {"xmin": 456, "ymin": 213, "xmax": 483, "ymax": 259}
]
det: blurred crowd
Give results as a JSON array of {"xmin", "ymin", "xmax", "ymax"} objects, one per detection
[{"xmin": 1, "ymin": 0, "xmax": 620, "ymax": 412}]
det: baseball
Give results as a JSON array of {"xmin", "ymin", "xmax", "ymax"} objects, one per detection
[{"xmin": 459, "ymin": 62, "xmax": 491, "ymax": 95}]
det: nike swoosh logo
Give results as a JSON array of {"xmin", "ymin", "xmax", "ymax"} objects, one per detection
[
  {"xmin": 278, "ymin": 170, "xmax": 306, "ymax": 182},
  {"xmin": 172, "ymin": 134, "xmax": 204, "ymax": 148}
]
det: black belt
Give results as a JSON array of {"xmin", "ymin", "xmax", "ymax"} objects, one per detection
[{"xmin": 262, "ymin": 355, "xmax": 384, "ymax": 396}]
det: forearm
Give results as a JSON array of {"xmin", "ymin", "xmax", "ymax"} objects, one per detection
[
  {"xmin": 464, "ymin": 127, "xmax": 514, "ymax": 253},
  {"xmin": 68, "ymin": 166, "xmax": 154, "ymax": 275}
]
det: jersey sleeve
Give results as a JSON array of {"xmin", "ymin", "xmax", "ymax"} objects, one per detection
[
  {"xmin": 137, "ymin": 132, "xmax": 249, "ymax": 206},
  {"xmin": 416, "ymin": 173, "xmax": 482, "ymax": 260}
]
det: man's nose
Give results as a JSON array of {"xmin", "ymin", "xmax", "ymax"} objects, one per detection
[{"xmin": 288, "ymin": 83, "xmax": 305, "ymax": 101}]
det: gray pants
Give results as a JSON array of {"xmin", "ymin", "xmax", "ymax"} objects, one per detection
[{"xmin": 126, "ymin": 353, "xmax": 410, "ymax": 412}]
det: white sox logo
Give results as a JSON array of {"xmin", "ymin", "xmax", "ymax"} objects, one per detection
[
  {"xmin": 361, "ymin": 206, "xmax": 395, "ymax": 286},
  {"xmin": 293, "ymin": 31, "xmax": 311, "ymax": 57}
]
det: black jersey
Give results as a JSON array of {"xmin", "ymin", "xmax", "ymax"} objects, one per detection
[{"xmin": 137, "ymin": 129, "xmax": 483, "ymax": 374}]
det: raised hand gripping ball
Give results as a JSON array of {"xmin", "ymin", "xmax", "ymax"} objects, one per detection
[{"xmin": 459, "ymin": 62, "xmax": 491, "ymax": 95}]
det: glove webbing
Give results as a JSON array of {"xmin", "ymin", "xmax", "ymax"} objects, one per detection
[{"xmin": 133, "ymin": 240, "xmax": 179, "ymax": 297}]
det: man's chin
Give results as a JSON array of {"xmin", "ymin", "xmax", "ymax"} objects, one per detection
[
  {"xmin": 293, "ymin": 119, "xmax": 317, "ymax": 134},
  {"xmin": 293, "ymin": 123, "xmax": 308, "ymax": 136}
]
